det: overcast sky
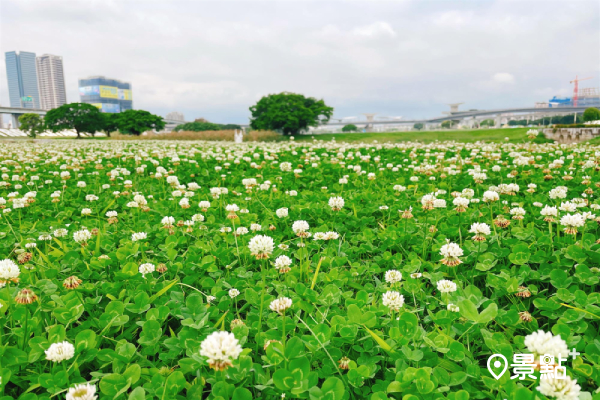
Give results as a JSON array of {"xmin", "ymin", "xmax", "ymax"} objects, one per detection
[{"xmin": 1, "ymin": 0, "xmax": 599, "ymax": 124}]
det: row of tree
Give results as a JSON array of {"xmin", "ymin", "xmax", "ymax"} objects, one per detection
[
  {"xmin": 18, "ymin": 103, "xmax": 165, "ymax": 138},
  {"xmin": 173, "ymin": 119, "xmax": 241, "ymax": 132}
]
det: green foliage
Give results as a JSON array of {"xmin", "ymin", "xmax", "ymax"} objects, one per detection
[
  {"xmin": 18, "ymin": 113, "xmax": 45, "ymax": 138},
  {"xmin": 441, "ymin": 120, "xmax": 453, "ymax": 129},
  {"xmin": 249, "ymin": 92, "xmax": 334, "ymax": 135},
  {"xmin": 174, "ymin": 121, "xmax": 223, "ymax": 132},
  {"xmin": 102, "ymin": 112, "xmax": 121, "ymax": 137},
  {"xmin": 413, "ymin": 123, "xmax": 424, "ymax": 130},
  {"xmin": 342, "ymin": 124, "xmax": 358, "ymax": 132},
  {"xmin": 480, "ymin": 119, "xmax": 494, "ymax": 126},
  {"xmin": 0, "ymin": 138, "xmax": 597, "ymax": 399},
  {"xmin": 583, "ymin": 107, "xmax": 600, "ymax": 122},
  {"xmin": 44, "ymin": 103, "xmax": 104, "ymax": 138},
  {"xmin": 117, "ymin": 109, "xmax": 165, "ymax": 136}
]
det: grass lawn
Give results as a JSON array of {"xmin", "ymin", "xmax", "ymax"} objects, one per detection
[{"xmin": 293, "ymin": 127, "xmax": 532, "ymax": 143}]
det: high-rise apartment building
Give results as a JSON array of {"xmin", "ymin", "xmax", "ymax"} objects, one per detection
[
  {"xmin": 36, "ymin": 54, "xmax": 67, "ymax": 110},
  {"xmin": 79, "ymin": 76, "xmax": 132, "ymax": 113},
  {"xmin": 5, "ymin": 51, "xmax": 41, "ymax": 109}
]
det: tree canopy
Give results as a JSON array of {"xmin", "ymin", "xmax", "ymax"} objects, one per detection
[
  {"xmin": 117, "ymin": 110, "xmax": 165, "ymax": 136},
  {"xmin": 18, "ymin": 113, "xmax": 45, "ymax": 138},
  {"xmin": 249, "ymin": 92, "xmax": 334, "ymax": 135},
  {"xmin": 102, "ymin": 112, "xmax": 121, "ymax": 137},
  {"xmin": 342, "ymin": 124, "xmax": 358, "ymax": 132},
  {"xmin": 413, "ymin": 123, "xmax": 424, "ymax": 131},
  {"xmin": 583, "ymin": 107, "xmax": 600, "ymax": 122},
  {"xmin": 44, "ymin": 103, "xmax": 104, "ymax": 138}
]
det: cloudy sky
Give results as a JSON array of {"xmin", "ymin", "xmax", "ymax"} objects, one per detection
[{"xmin": 1, "ymin": 0, "xmax": 599, "ymax": 124}]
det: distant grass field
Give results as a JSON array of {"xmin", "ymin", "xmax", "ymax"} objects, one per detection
[{"xmin": 293, "ymin": 127, "xmax": 532, "ymax": 143}]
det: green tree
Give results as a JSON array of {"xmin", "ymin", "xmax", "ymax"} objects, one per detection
[
  {"xmin": 174, "ymin": 121, "xmax": 222, "ymax": 132},
  {"xmin": 441, "ymin": 120, "xmax": 452, "ymax": 129},
  {"xmin": 342, "ymin": 124, "xmax": 358, "ymax": 132},
  {"xmin": 102, "ymin": 112, "xmax": 121, "ymax": 137},
  {"xmin": 583, "ymin": 107, "xmax": 600, "ymax": 122},
  {"xmin": 18, "ymin": 113, "xmax": 45, "ymax": 138},
  {"xmin": 45, "ymin": 103, "xmax": 104, "ymax": 138},
  {"xmin": 118, "ymin": 110, "xmax": 165, "ymax": 136},
  {"xmin": 249, "ymin": 92, "xmax": 334, "ymax": 135},
  {"xmin": 413, "ymin": 123, "xmax": 424, "ymax": 131},
  {"xmin": 480, "ymin": 119, "xmax": 494, "ymax": 126}
]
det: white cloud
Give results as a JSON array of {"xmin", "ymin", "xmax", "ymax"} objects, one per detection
[
  {"xmin": 352, "ymin": 22, "xmax": 397, "ymax": 38},
  {"xmin": 0, "ymin": 0, "xmax": 598, "ymax": 123},
  {"xmin": 492, "ymin": 73, "xmax": 515, "ymax": 84}
]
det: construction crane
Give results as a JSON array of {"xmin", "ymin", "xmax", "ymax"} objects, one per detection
[{"xmin": 570, "ymin": 75, "xmax": 592, "ymax": 107}]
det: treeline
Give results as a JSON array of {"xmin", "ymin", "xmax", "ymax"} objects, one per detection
[
  {"xmin": 18, "ymin": 103, "xmax": 165, "ymax": 139},
  {"xmin": 174, "ymin": 120, "xmax": 242, "ymax": 132}
]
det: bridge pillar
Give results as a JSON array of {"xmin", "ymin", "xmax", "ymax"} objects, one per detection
[
  {"xmin": 495, "ymin": 116, "xmax": 502, "ymax": 128},
  {"xmin": 12, "ymin": 114, "xmax": 20, "ymax": 128}
]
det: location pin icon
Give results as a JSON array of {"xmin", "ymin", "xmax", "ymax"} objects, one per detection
[{"xmin": 487, "ymin": 354, "xmax": 508, "ymax": 380}]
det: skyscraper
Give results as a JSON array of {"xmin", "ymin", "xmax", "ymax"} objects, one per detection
[
  {"xmin": 5, "ymin": 51, "xmax": 41, "ymax": 109},
  {"xmin": 78, "ymin": 76, "xmax": 132, "ymax": 113},
  {"xmin": 36, "ymin": 54, "xmax": 67, "ymax": 110}
]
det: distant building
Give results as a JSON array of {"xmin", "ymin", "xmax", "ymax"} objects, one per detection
[
  {"xmin": 166, "ymin": 111, "xmax": 185, "ymax": 121},
  {"xmin": 36, "ymin": 54, "xmax": 67, "ymax": 110},
  {"xmin": 5, "ymin": 51, "xmax": 41, "ymax": 109},
  {"xmin": 78, "ymin": 76, "xmax": 132, "ymax": 113}
]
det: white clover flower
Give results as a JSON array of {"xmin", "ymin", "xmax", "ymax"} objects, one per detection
[
  {"xmin": 66, "ymin": 383, "xmax": 97, "ymax": 400},
  {"xmin": 393, "ymin": 185, "xmax": 406, "ymax": 192},
  {"xmin": 276, "ymin": 208, "xmax": 288, "ymax": 218},
  {"xmin": 73, "ymin": 229, "xmax": 92, "ymax": 244},
  {"xmin": 292, "ymin": 220, "xmax": 310, "ymax": 236},
  {"xmin": 274, "ymin": 255, "xmax": 292, "ymax": 272},
  {"xmin": 199, "ymin": 200, "xmax": 211, "ymax": 210},
  {"xmin": 161, "ymin": 216, "xmax": 175, "ymax": 226},
  {"xmin": 131, "ymin": 232, "xmax": 147, "ymax": 241},
  {"xmin": 453, "ymin": 196, "xmax": 470, "ymax": 211},
  {"xmin": 269, "ymin": 297, "xmax": 293, "ymax": 314},
  {"xmin": 440, "ymin": 241, "xmax": 463, "ymax": 266},
  {"xmin": 45, "ymin": 341, "xmax": 75, "ymax": 362},
  {"xmin": 382, "ymin": 291, "xmax": 404, "ymax": 311},
  {"xmin": 248, "ymin": 235, "xmax": 274, "ymax": 259},
  {"xmin": 510, "ymin": 207, "xmax": 526, "ymax": 219},
  {"xmin": 469, "ymin": 223, "xmax": 491, "ymax": 242},
  {"xmin": 537, "ymin": 375, "xmax": 580, "ymax": 400},
  {"xmin": 541, "ymin": 206, "xmax": 558, "ymax": 218},
  {"xmin": 324, "ymin": 231, "xmax": 339, "ymax": 240},
  {"xmin": 447, "ymin": 304, "xmax": 460, "ymax": 312},
  {"xmin": 559, "ymin": 201, "xmax": 577, "ymax": 212},
  {"xmin": 192, "ymin": 214, "xmax": 205, "ymax": 222},
  {"xmin": 250, "ymin": 223, "xmax": 262, "ymax": 232},
  {"xmin": 236, "ymin": 227, "xmax": 249, "ymax": 235},
  {"xmin": 384, "ymin": 270, "xmax": 402, "ymax": 284},
  {"xmin": 106, "ymin": 211, "xmax": 118, "ymax": 218},
  {"xmin": 0, "ymin": 259, "xmax": 20, "ymax": 282},
  {"xmin": 560, "ymin": 213, "xmax": 585, "ymax": 235},
  {"xmin": 328, "ymin": 196, "xmax": 344, "ymax": 211},
  {"xmin": 139, "ymin": 263, "xmax": 155, "ymax": 277},
  {"xmin": 228, "ymin": 288, "xmax": 240, "ymax": 298},
  {"xmin": 437, "ymin": 280, "xmax": 457, "ymax": 293},
  {"xmin": 483, "ymin": 190, "xmax": 499, "ymax": 202},
  {"xmin": 81, "ymin": 208, "xmax": 92, "ymax": 216},
  {"xmin": 524, "ymin": 330, "xmax": 569, "ymax": 359},
  {"xmin": 225, "ymin": 204, "xmax": 239, "ymax": 213},
  {"xmin": 200, "ymin": 331, "xmax": 243, "ymax": 371},
  {"xmin": 549, "ymin": 187, "xmax": 568, "ymax": 200},
  {"xmin": 54, "ymin": 228, "xmax": 68, "ymax": 238}
]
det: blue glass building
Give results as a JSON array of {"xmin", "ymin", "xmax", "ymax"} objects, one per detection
[
  {"xmin": 78, "ymin": 76, "xmax": 133, "ymax": 113},
  {"xmin": 5, "ymin": 51, "xmax": 41, "ymax": 109}
]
